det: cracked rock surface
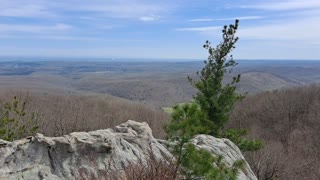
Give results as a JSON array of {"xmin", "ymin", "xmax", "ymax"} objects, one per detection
[{"xmin": 0, "ymin": 120, "xmax": 257, "ymax": 180}]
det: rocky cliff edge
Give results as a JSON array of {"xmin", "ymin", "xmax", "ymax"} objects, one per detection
[{"xmin": 0, "ymin": 120, "xmax": 257, "ymax": 180}]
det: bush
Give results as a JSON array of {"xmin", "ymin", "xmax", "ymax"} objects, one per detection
[
  {"xmin": 121, "ymin": 149, "xmax": 177, "ymax": 180},
  {"xmin": 165, "ymin": 103, "xmax": 244, "ymax": 179},
  {"xmin": 76, "ymin": 147, "xmax": 178, "ymax": 180},
  {"xmin": 0, "ymin": 96, "xmax": 39, "ymax": 141}
]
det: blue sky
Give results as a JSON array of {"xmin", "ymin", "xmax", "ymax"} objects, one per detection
[{"xmin": 0, "ymin": 0, "xmax": 320, "ymax": 60}]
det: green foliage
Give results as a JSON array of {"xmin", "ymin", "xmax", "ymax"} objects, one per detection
[
  {"xmin": 221, "ymin": 129, "xmax": 263, "ymax": 152},
  {"xmin": 0, "ymin": 96, "xmax": 39, "ymax": 141},
  {"xmin": 188, "ymin": 19, "xmax": 243, "ymax": 135},
  {"xmin": 181, "ymin": 144, "xmax": 244, "ymax": 180},
  {"xmin": 165, "ymin": 19, "xmax": 262, "ymax": 179},
  {"xmin": 165, "ymin": 103, "xmax": 208, "ymax": 177},
  {"xmin": 165, "ymin": 103, "xmax": 210, "ymax": 140},
  {"xmin": 185, "ymin": 19, "xmax": 262, "ymax": 152},
  {"xmin": 165, "ymin": 103, "xmax": 243, "ymax": 179}
]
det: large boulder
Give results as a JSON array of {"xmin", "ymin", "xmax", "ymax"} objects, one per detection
[
  {"xmin": 191, "ymin": 135, "xmax": 257, "ymax": 180},
  {"xmin": 0, "ymin": 120, "xmax": 257, "ymax": 180}
]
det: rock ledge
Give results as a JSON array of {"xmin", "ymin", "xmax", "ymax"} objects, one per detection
[{"xmin": 0, "ymin": 120, "xmax": 257, "ymax": 180}]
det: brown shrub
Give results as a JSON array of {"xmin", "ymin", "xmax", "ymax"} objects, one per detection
[
  {"xmin": 75, "ymin": 147, "xmax": 178, "ymax": 180},
  {"xmin": 229, "ymin": 84, "xmax": 320, "ymax": 180},
  {"xmin": 120, "ymin": 149, "xmax": 178, "ymax": 180}
]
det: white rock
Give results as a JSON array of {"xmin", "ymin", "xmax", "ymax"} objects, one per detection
[
  {"xmin": 0, "ymin": 120, "xmax": 257, "ymax": 180},
  {"xmin": 191, "ymin": 135, "xmax": 257, "ymax": 180}
]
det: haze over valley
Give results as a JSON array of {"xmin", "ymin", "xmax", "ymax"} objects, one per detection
[{"xmin": 0, "ymin": 58, "xmax": 319, "ymax": 107}]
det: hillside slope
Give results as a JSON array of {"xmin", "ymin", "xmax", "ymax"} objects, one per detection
[
  {"xmin": 0, "ymin": 90, "xmax": 168, "ymax": 138},
  {"xmin": 229, "ymin": 84, "xmax": 320, "ymax": 179},
  {"xmin": 237, "ymin": 72, "xmax": 295, "ymax": 93},
  {"xmin": 1, "ymin": 60, "xmax": 320, "ymax": 107}
]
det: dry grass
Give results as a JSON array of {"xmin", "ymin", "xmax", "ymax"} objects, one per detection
[
  {"xmin": 0, "ymin": 90, "xmax": 169, "ymax": 138},
  {"xmin": 119, "ymin": 148, "xmax": 178, "ymax": 180},
  {"xmin": 75, "ymin": 147, "xmax": 179, "ymax": 180}
]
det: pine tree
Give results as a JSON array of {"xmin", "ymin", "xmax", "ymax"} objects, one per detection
[
  {"xmin": 165, "ymin": 103, "xmax": 243, "ymax": 179},
  {"xmin": 165, "ymin": 19, "xmax": 261, "ymax": 179},
  {"xmin": 0, "ymin": 96, "xmax": 39, "ymax": 141},
  {"xmin": 188, "ymin": 19, "xmax": 243, "ymax": 135},
  {"xmin": 187, "ymin": 19, "xmax": 262, "ymax": 151}
]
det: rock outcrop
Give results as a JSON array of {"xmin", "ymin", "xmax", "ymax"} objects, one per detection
[
  {"xmin": 0, "ymin": 120, "xmax": 257, "ymax": 180},
  {"xmin": 191, "ymin": 135, "xmax": 257, "ymax": 180}
]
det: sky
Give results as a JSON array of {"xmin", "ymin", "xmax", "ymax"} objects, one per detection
[{"xmin": 0, "ymin": 0, "xmax": 320, "ymax": 60}]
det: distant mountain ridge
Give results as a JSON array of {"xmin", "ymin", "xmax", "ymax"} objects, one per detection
[{"xmin": 0, "ymin": 60, "xmax": 319, "ymax": 107}]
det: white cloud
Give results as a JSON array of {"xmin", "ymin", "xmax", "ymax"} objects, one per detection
[
  {"xmin": 238, "ymin": 16, "xmax": 320, "ymax": 41},
  {"xmin": 176, "ymin": 26, "xmax": 220, "ymax": 32},
  {"xmin": 0, "ymin": 35, "xmax": 146, "ymax": 42},
  {"xmin": 189, "ymin": 16, "xmax": 263, "ymax": 22},
  {"xmin": 0, "ymin": 0, "xmax": 55, "ymax": 17},
  {"xmin": 244, "ymin": 0, "xmax": 320, "ymax": 11},
  {"xmin": 139, "ymin": 15, "xmax": 160, "ymax": 22},
  {"xmin": 57, "ymin": 0, "xmax": 170, "ymax": 20},
  {"xmin": 189, "ymin": 18, "xmax": 214, "ymax": 22},
  {"xmin": 0, "ymin": 23, "xmax": 72, "ymax": 33},
  {"xmin": 217, "ymin": 16, "xmax": 264, "ymax": 21},
  {"xmin": 0, "ymin": 0, "xmax": 172, "ymax": 20},
  {"xmin": 235, "ymin": 40, "xmax": 320, "ymax": 60}
]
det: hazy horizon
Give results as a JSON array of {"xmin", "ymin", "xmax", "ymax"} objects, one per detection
[{"xmin": 0, "ymin": 56, "xmax": 320, "ymax": 62}]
